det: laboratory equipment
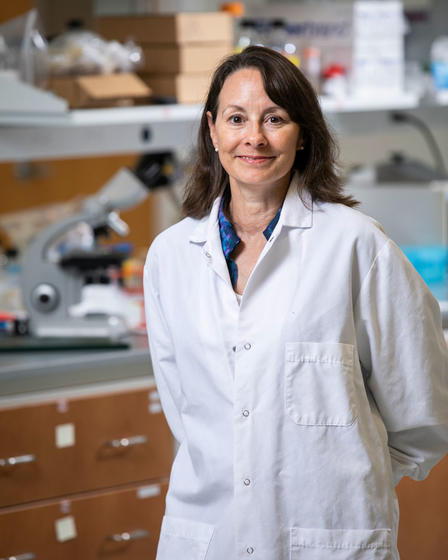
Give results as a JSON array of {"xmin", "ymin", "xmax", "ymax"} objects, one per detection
[{"xmin": 20, "ymin": 153, "xmax": 174, "ymax": 340}]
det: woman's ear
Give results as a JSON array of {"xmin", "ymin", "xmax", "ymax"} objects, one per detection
[{"xmin": 207, "ymin": 111, "xmax": 217, "ymax": 151}]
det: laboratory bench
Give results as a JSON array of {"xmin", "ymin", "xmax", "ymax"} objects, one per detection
[
  {"xmin": 0, "ymin": 334, "xmax": 152, "ymax": 400},
  {"xmin": 0, "ymin": 335, "xmax": 173, "ymax": 560}
]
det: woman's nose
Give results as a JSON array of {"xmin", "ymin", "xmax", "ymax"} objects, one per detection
[{"xmin": 245, "ymin": 122, "xmax": 267, "ymax": 146}]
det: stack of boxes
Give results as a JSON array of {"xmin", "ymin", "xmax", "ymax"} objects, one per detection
[{"xmin": 97, "ymin": 12, "xmax": 234, "ymax": 104}]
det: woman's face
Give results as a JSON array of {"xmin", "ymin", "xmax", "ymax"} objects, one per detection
[{"xmin": 207, "ymin": 68, "xmax": 301, "ymax": 194}]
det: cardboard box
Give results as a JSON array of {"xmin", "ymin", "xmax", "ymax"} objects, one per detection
[
  {"xmin": 49, "ymin": 73, "xmax": 151, "ymax": 108},
  {"xmin": 141, "ymin": 73, "xmax": 212, "ymax": 104},
  {"xmin": 141, "ymin": 43, "xmax": 232, "ymax": 74},
  {"xmin": 96, "ymin": 12, "xmax": 233, "ymax": 45}
]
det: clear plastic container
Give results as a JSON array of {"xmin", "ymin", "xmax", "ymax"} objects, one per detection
[
  {"xmin": 236, "ymin": 19, "xmax": 258, "ymax": 52},
  {"xmin": 269, "ymin": 19, "xmax": 287, "ymax": 53},
  {"xmin": 0, "ymin": 9, "xmax": 48, "ymax": 86},
  {"xmin": 431, "ymin": 36, "xmax": 448, "ymax": 90},
  {"xmin": 48, "ymin": 23, "xmax": 144, "ymax": 76},
  {"xmin": 302, "ymin": 45, "xmax": 322, "ymax": 93},
  {"xmin": 253, "ymin": 19, "xmax": 271, "ymax": 47},
  {"xmin": 283, "ymin": 24, "xmax": 302, "ymax": 67}
]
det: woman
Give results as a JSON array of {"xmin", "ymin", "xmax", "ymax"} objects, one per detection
[{"xmin": 144, "ymin": 47, "xmax": 448, "ymax": 560}]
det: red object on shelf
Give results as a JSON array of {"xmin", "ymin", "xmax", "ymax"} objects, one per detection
[{"xmin": 323, "ymin": 63, "xmax": 346, "ymax": 79}]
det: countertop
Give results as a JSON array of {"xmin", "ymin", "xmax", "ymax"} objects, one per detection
[{"xmin": 0, "ymin": 335, "xmax": 153, "ymax": 403}]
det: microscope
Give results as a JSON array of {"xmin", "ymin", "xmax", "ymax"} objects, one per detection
[{"xmin": 20, "ymin": 153, "xmax": 176, "ymax": 343}]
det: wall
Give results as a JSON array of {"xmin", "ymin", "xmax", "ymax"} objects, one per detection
[{"xmin": 0, "ymin": 0, "xmax": 32, "ymax": 23}]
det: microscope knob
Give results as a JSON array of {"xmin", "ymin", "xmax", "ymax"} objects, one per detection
[{"xmin": 31, "ymin": 283, "xmax": 60, "ymax": 313}]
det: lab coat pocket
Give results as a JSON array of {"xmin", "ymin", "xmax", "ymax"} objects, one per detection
[
  {"xmin": 156, "ymin": 515, "xmax": 214, "ymax": 560},
  {"xmin": 285, "ymin": 342, "xmax": 357, "ymax": 426},
  {"xmin": 290, "ymin": 527, "xmax": 393, "ymax": 559}
]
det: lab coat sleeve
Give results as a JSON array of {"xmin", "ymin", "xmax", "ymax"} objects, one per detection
[
  {"xmin": 354, "ymin": 238, "xmax": 448, "ymax": 485},
  {"xmin": 144, "ymin": 244, "xmax": 185, "ymax": 445}
]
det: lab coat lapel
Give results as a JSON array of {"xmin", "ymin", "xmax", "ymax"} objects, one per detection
[
  {"xmin": 280, "ymin": 171, "xmax": 313, "ymax": 230},
  {"xmin": 189, "ymin": 195, "xmax": 233, "ymax": 288},
  {"xmin": 241, "ymin": 173, "xmax": 313, "ymax": 300}
]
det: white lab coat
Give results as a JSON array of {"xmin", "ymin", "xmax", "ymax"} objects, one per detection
[{"xmin": 144, "ymin": 173, "xmax": 448, "ymax": 560}]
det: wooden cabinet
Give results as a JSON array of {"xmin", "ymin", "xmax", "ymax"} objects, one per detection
[
  {"xmin": 0, "ymin": 480, "xmax": 168, "ymax": 560},
  {"xmin": 0, "ymin": 382, "xmax": 173, "ymax": 559},
  {"xmin": 397, "ymin": 454, "xmax": 448, "ymax": 559}
]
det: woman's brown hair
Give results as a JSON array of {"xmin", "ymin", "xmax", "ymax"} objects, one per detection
[{"xmin": 183, "ymin": 46, "xmax": 357, "ymax": 218}]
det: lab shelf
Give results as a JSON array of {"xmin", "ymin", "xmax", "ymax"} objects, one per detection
[
  {"xmin": 0, "ymin": 104, "xmax": 202, "ymax": 162},
  {"xmin": 319, "ymin": 91, "xmax": 420, "ymax": 113},
  {"xmin": 0, "ymin": 92, "xmax": 447, "ymax": 162}
]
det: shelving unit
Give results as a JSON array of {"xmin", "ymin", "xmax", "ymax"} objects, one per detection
[
  {"xmin": 1, "ymin": 80, "xmax": 447, "ymax": 162},
  {"xmin": 319, "ymin": 91, "xmax": 420, "ymax": 113},
  {"xmin": 0, "ymin": 103, "xmax": 203, "ymax": 162}
]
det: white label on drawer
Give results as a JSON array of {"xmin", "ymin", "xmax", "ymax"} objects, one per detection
[
  {"xmin": 149, "ymin": 390, "xmax": 160, "ymax": 402},
  {"xmin": 55, "ymin": 423, "xmax": 75, "ymax": 448},
  {"xmin": 137, "ymin": 484, "xmax": 161, "ymax": 499},
  {"xmin": 149, "ymin": 402, "xmax": 162, "ymax": 414},
  {"xmin": 55, "ymin": 515, "xmax": 77, "ymax": 542}
]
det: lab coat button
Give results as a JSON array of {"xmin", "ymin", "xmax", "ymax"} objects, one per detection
[
  {"xmin": 247, "ymin": 546, "xmax": 254, "ymax": 554},
  {"xmin": 242, "ymin": 409, "xmax": 250, "ymax": 417},
  {"xmin": 244, "ymin": 478, "xmax": 251, "ymax": 486},
  {"xmin": 205, "ymin": 251, "xmax": 212, "ymax": 259},
  {"xmin": 244, "ymin": 343, "xmax": 252, "ymax": 350}
]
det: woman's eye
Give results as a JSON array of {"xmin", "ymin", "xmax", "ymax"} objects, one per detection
[
  {"xmin": 229, "ymin": 115, "xmax": 243, "ymax": 124},
  {"xmin": 267, "ymin": 115, "xmax": 283, "ymax": 124}
]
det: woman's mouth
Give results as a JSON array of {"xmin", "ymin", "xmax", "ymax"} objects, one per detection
[{"xmin": 237, "ymin": 155, "xmax": 275, "ymax": 164}]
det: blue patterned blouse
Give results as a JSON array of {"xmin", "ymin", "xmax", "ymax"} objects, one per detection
[{"xmin": 218, "ymin": 191, "xmax": 282, "ymax": 288}]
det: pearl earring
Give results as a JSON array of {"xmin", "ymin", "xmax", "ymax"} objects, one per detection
[{"xmin": 215, "ymin": 147, "xmax": 218, "ymax": 152}]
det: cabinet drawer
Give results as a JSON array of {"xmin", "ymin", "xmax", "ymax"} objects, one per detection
[
  {"xmin": 0, "ymin": 479, "xmax": 168, "ymax": 560},
  {"xmin": 0, "ymin": 387, "xmax": 173, "ymax": 507}
]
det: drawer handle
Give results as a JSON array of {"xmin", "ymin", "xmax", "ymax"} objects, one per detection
[
  {"xmin": 106, "ymin": 435, "xmax": 147, "ymax": 449},
  {"xmin": 108, "ymin": 529, "xmax": 149, "ymax": 542},
  {"xmin": 0, "ymin": 454, "xmax": 36, "ymax": 468},
  {"xmin": 0, "ymin": 553, "xmax": 36, "ymax": 560}
]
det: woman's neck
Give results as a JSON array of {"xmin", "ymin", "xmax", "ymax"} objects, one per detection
[{"xmin": 228, "ymin": 178, "xmax": 289, "ymax": 237}]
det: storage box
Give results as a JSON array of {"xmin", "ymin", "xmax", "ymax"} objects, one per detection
[
  {"xmin": 48, "ymin": 73, "xmax": 151, "ymax": 108},
  {"xmin": 351, "ymin": 1, "xmax": 405, "ymax": 96},
  {"xmin": 140, "ymin": 73, "xmax": 212, "ymax": 104},
  {"xmin": 140, "ymin": 43, "xmax": 232, "ymax": 74},
  {"xmin": 96, "ymin": 12, "xmax": 233, "ymax": 45}
]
